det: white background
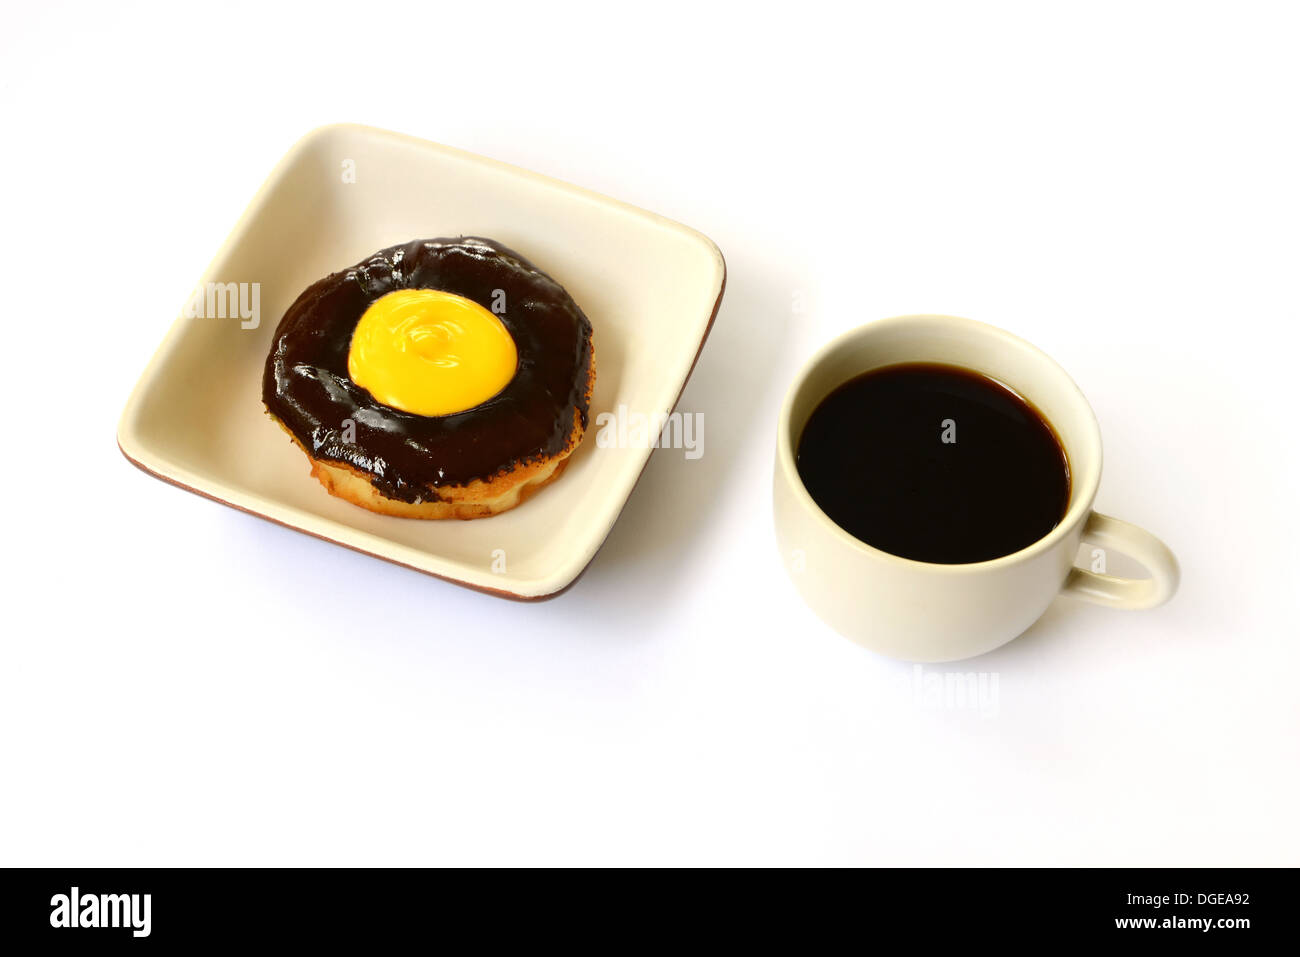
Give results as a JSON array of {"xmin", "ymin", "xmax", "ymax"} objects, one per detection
[{"xmin": 3, "ymin": 1, "xmax": 1297, "ymax": 866}]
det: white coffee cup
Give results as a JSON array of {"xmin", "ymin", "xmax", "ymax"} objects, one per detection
[{"xmin": 773, "ymin": 314, "xmax": 1178, "ymax": 662}]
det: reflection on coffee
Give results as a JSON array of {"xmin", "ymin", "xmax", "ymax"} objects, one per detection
[{"xmin": 796, "ymin": 363, "xmax": 1070, "ymax": 564}]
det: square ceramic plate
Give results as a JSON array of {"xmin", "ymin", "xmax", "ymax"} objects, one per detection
[{"xmin": 118, "ymin": 123, "xmax": 726, "ymax": 599}]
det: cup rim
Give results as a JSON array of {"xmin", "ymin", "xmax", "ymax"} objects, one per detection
[{"xmin": 777, "ymin": 314, "xmax": 1103, "ymax": 574}]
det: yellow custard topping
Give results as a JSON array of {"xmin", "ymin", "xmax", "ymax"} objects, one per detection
[{"xmin": 347, "ymin": 289, "xmax": 518, "ymax": 417}]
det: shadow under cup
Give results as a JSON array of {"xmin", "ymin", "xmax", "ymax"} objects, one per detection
[{"xmin": 774, "ymin": 314, "xmax": 1112, "ymax": 662}]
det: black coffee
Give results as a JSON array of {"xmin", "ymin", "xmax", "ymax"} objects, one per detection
[{"xmin": 796, "ymin": 363, "xmax": 1070, "ymax": 564}]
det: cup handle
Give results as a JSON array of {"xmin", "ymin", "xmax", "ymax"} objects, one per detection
[{"xmin": 1060, "ymin": 511, "xmax": 1179, "ymax": 610}]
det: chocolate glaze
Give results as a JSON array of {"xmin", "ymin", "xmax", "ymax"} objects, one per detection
[{"xmin": 262, "ymin": 237, "xmax": 593, "ymax": 502}]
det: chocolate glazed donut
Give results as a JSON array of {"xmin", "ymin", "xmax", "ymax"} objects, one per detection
[{"xmin": 263, "ymin": 237, "xmax": 594, "ymax": 505}]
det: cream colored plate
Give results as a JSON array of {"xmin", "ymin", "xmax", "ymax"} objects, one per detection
[{"xmin": 118, "ymin": 124, "xmax": 726, "ymax": 599}]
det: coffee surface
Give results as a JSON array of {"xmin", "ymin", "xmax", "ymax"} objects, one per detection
[{"xmin": 796, "ymin": 363, "xmax": 1070, "ymax": 564}]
